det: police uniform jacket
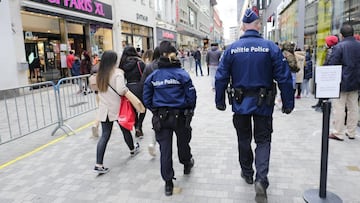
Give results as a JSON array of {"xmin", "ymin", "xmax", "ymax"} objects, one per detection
[
  {"xmin": 143, "ymin": 57, "xmax": 197, "ymax": 111},
  {"xmin": 215, "ymin": 30, "xmax": 294, "ymax": 116}
]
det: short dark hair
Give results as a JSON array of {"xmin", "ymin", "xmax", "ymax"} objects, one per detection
[{"xmin": 340, "ymin": 24, "xmax": 354, "ymax": 38}]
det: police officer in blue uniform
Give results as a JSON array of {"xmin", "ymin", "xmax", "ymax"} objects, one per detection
[
  {"xmin": 215, "ymin": 9, "xmax": 294, "ymax": 203},
  {"xmin": 143, "ymin": 40, "xmax": 197, "ymax": 196}
]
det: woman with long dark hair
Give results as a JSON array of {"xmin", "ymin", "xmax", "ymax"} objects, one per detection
[
  {"xmin": 94, "ymin": 50, "xmax": 140, "ymax": 174},
  {"xmin": 119, "ymin": 46, "xmax": 146, "ymax": 138}
]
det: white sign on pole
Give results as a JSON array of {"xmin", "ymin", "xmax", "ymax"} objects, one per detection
[{"xmin": 315, "ymin": 65, "xmax": 342, "ymax": 99}]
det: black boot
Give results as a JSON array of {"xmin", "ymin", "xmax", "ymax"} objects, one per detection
[
  {"xmin": 184, "ymin": 158, "xmax": 194, "ymax": 175},
  {"xmin": 165, "ymin": 180, "xmax": 173, "ymax": 196}
]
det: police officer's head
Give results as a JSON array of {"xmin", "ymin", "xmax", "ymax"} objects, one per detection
[
  {"xmin": 241, "ymin": 8, "xmax": 261, "ymax": 32},
  {"xmin": 159, "ymin": 40, "xmax": 178, "ymax": 63}
]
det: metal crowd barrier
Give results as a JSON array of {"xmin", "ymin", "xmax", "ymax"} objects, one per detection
[{"xmin": 0, "ymin": 74, "xmax": 97, "ymax": 145}]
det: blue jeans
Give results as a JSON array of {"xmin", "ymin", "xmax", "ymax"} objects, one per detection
[{"xmin": 195, "ymin": 59, "xmax": 203, "ymax": 76}]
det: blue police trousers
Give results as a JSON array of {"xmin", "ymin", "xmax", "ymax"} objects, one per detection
[
  {"xmin": 155, "ymin": 115, "xmax": 193, "ymax": 181},
  {"xmin": 233, "ymin": 114, "xmax": 272, "ymax": 188}
]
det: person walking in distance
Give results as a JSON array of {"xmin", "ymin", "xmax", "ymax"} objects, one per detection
[
  {"xmin": 93, "ymin": 51, "xmax": 140, "ymax": 174},
  {"xmin": 193, "ymin": 47, "xmax": 203, "ymax": 76},
  {"xmin": 206, "ymin": 43, "xmax": 222, "ymax": 91},
  {"xmin": 328, "ymin": 24, "xmax": 360, "ymax": 141},
  {"xmin": 311, "ymin": 35, "xmax": 338, "ymax": 112},
  {"xmin": 215, "ymin": 9, "xmax": 294, "ymax": 203},
  {"xmin": 143, "ymin": 41, "xmax": 197, "ymax": 196}
]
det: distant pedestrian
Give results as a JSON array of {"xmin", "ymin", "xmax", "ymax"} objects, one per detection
[
  {"xmin": 215, "ymin": 9, "xmax": 294, "ymax": 203},
  {"xmin": 93, "ymin": 50, "xmax": 140, "ymax": 174},
  {"xmin": 294, "ymin": 48, "xmax": 305, "ymax": 99},
  {"xmin": 193, "ymin": 47, "xmax": 203, "ymax": 76},
  {"xmin": 206, "ymin": 43, "xmax": 222, "ymax": 91},
  {"xmin": 311, "ymin": 35, "xmax": 339, "ymax": 111},
  {"xmin": 143, "ymin": 40, "xmax": 197, "ymax": 196},
  {"xmin": 328, "ymin": 24, "xmax": 360, "ymax": 141},
  {"xmin": 80, "ymin": 50, "xmax": 92, "ymax": 95},
  {"xmin": 66, "ymin": 50, "xmax": 75, "ymax": 77},
  {"xmin": 302, "ymin": 45, "xmax": 313, "ymax": 97}
]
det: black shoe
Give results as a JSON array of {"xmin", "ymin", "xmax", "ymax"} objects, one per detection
[
  {"xmin": 184, "ymin": 158, "xmax": 194, "ymax": 175},
  {"xmin": 241, "ymin": 172, "xmax": 254, "ymax": 184},
  {"xmin": 135, "ymin": 128, "xmax": 144, "ymax": 138},
  {"xmin": 93, "ymin": 166, "xmax": 109, "ymax": 174},
  {"xmin": 254, "ymin": 181, "xmax": 267, "ymax": 203},
  {"xmin": 311, "ymin": 104, "xmax": 320, "ymax": 108},
  {"xmin": 165, "ymin": 180, "xmax": 173, "ymax": 196}
]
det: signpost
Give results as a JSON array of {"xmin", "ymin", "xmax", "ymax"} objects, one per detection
[{"xmin": 303, "ymin": 65, "xmax": 342, "ymax": 203}]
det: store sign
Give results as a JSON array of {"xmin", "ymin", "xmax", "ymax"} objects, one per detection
[
  {"xmin": 162, "ymin": 31, "xmax": 174, "ymax": 40},
  {"xmin": 28, "ymin": 0, "xmax": 112, "ymax": 20},
  {"xmin": 136, "ymin": 13, "xmax": 148, "ymax": 22}
]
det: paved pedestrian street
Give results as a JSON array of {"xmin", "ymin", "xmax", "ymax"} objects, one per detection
[{"xmin": 0, "ymin": 73, "xmax": 359, "ymax": 203}]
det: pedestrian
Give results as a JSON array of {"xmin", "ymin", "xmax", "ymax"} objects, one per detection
[
  {"xmin": 80, "ymin": 50, "xmax": 92, "ymax": 95},
  {"xmin": 294, "ymin": 48, "xmax": 306, "ymax": 99},
  {"xmin": 66, "ymin": 50, "xmax": 75, "ymax": 77},
  {"xmin": 206, "ymin": 43, "xmax": 222, "ymax": 91},
  {"xmin": 142, "ymin": 49, "xmax": 154, "ymax": 64},
  {"xmin": 193, "ymin": 47, "xmax": 203, "ymax": 76},
  {"xmin": 282, "ymin": 41, "xmax": 298, "ymax": 91},
  {"xmin": 143, "ymin": 40, "xmax": 197, "ymax": 196},
  {"xmin": 328, "ymin": 24, "xmax": 360, "ymax": 141},
  {"xmin": 311, "ymin": 35, "xmax": 339, "ymax": 111},
  {"xmin": 215, "ymin": 9, "xmax": 294, "ymax": 203},
  {"xmin": 93, "ymin": 50, "xmax": 140, "ymax": 174},
  {"xmin": 119, "ymin": 46, "xmax": 146, "ymax": 139},
  {"xmin": 90, "ymin": 58, "xmax": 101, "ymax": 138},
  {"xmin": 302, "ymin": 45, "xmax": 313, "ymax": 97},
  {"xmin": 140, "ymin": 47, "xmax": 161, "ymax": 156}
]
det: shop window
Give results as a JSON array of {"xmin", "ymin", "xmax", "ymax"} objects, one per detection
[{"xmin": 90, "ymin": 25, "xmax": 113, "ymax": 57}]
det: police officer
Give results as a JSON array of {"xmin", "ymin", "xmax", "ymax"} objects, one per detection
[
  {"xmin": 215, "ymin": 9, "xmax": 294, "ymax": 203},
  {"xmin": 143, "ymin": 40, "xmax": 197, "ymax": 196}
]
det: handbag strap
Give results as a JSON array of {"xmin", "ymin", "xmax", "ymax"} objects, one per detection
[
  {"xmin": 137, "ymin": 61, "xmax": 143, "ymax": 76},
  {"xmin": 108, "ymin": 84, "xmax": 121, "ymax": 97}
]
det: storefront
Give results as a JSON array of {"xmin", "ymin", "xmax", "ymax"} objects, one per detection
[
  {"xmin": 121, "ymin": 21, "xmax": 154, "ymax": 52},
  {"xmin": 21, "ymin": 0, "xmax": 113, "ymax": 82}
]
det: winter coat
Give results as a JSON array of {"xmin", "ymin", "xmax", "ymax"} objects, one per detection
[
  {"xmin": 206, "ymin": 46, "xmax": 222, "ymax": 66},
  {"xmin": 328, "ymin": 36, "xmax": 360, "ymax": 92},
  {"xmin": 294, "ymin": 51, "xmax": 305, "ymax": 83},
  {"xmin": 304, "ymin": 51, "xmax": 313, "ymax": 80},
  {"xmin": 120, "ymin": 56, "xmax": 146, "ymax": 101}
]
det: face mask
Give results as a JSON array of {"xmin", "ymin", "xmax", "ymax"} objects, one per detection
[{"xmin": 81, "ymin": 55, "xmax": 85, "ymax": 60}]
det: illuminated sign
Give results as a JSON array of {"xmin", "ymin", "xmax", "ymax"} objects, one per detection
[
  {"xmin": 162, "ymin": 31, "xmax": 175, "ymax": 40},
  {"xmin": 28, "ymin": 0, "xmax": 112, "ymax": 20}
]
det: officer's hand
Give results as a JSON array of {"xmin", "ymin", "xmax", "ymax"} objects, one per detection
[
  {"xmin": 216, "ymin": 104, "xmax": 226, "ymax": 111},
  {"xmin": 282, "ymin": 107, "xmax": 293, "ymax": 114}
]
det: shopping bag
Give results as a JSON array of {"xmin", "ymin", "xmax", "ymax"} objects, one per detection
[
  {"xmin": 124, "ymin": 90, "xmax": 146, "ymax": 113},
  {"xmin": 118, "ymin": 96, "xmax": 135, "ymax": 131}
]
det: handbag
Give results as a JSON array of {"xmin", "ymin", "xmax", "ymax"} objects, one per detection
[
  {"xmin": 88, "ymin": 74, "xmax": 98, "ymax": 91},
  {"xmin": 118, "ymin": 96, "xmax": 135, "ymax": 131}
]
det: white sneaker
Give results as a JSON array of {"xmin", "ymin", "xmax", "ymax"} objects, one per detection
[
  {"xmin": 148, "ymin": 143, "xmax": 156, "ymax": 156},
  {"xmin": 92, "ymin": 126, "xmax": 99, "ymax": 137},
  {"xmin": 130, "ymin": 142, "xmax": 140, "ymax": 156}
]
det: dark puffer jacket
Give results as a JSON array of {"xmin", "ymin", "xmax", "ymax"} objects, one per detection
[{"xmin": 120, "ymin": 56, "xmax": 146, "ymax": 100}]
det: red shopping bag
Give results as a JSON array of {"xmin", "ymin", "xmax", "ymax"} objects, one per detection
[{"xmin": 118, "ymin": 96, "xmax": 135, "ymax": 131}]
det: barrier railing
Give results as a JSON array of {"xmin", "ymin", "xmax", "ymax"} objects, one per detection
[{"xmin": 0, "ymin": 75, "xmax": 97, "ymax": 144}]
